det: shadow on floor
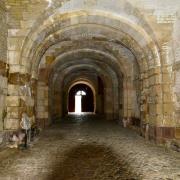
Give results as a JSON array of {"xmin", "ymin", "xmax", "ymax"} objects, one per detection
[{"xmin": 46, "ymin": 143, "xmax": 140, "ymax": 180}]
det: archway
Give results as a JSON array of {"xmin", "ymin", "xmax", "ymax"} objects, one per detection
[{"xmin": 68, "ymin": 83, "xmax": 95, "ymax": 114}]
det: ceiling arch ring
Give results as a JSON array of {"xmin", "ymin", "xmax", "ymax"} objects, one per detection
[
  {"xmin": 22, "ymin": 10, "xmax": 159, "ymax": 61},
  {"xmin": 28, "ymin": 22, "xmax": 155, "ymax": 73},
  {"xmin": 25, "ymin": 0, "xmax": 156, "ymax": 42},
  {"xmin": 20, "ymin": 14, "xmax": 160, "ymax": 74}
]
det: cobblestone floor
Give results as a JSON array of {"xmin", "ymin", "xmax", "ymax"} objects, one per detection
[{"xmin": 0, "ymin": 115, "xmax": 179, "ymax": 180}]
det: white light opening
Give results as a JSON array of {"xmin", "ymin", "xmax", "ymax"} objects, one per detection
[{"xmin": 75, "ymin": 91, "xmax": 86, "ymax": 114}]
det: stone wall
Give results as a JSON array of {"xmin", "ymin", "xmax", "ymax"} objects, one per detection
[
  {"xmin": 3, "ymin": 0, "xmax": 180, "ymax": 144},
  {"xmin": 0, "ymin": 1, "xmax": 7, "ymax": 134}
]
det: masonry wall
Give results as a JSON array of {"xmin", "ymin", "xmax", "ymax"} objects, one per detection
[
  {"xmin": 0, "ymin": 1, "xmax": 7, "ymax": 134},
  {"xmin": 3, "ymin": 0, "xmax": 180, "ymax": 143}
]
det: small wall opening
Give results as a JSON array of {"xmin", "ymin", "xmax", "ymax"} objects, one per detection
[{"xmin": 68, "ymin": 84, "xmax": 95, "ymax": 114}]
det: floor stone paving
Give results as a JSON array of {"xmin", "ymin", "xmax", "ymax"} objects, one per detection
[{"xmin": 0, "ymin": 115, "xmax": 179, "ymax": 180}]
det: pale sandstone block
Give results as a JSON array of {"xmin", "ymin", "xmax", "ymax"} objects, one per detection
[
  {"xmin": 163, "ymin": 103, "xmax": 174, "ymax": 114},
  {"xmin": 37, "ymin": 106, "xmax": 45, "ymax": 112},
  {"xmin": 8, "ymin": 29, "xmax": 28, "ymax": 37},
  {"xmin": 6, "ymin": 96, "xmax": 20, "ymax": 106},
  {"xmin": 8, "ymin": 84, "xmax": 19, "ymax": 96},
  {"xmin": 4, "ymin": 118, "xmax": 19, "ymax": 130},
  {"xmin": 8, "ymin": 51, "xmax": 21, "ymax": 64},
  {"xmin": 36, "ymin": 111, "xmax": 48, "ymax": 119},
  {"xmin": 7, "ymin": 110, "xmax": 20, "ymax": 119},
  {"xmin": 162, "ymin": 74, "xmax": 171, "ymax": 83},
  {"xmin": 37, "ymin": 100, "xmax": 44, "ymax": 106},
  {"xmin": 163, "ymin": 93, "xmax": 172, "ymax": 103},
  {"xmin": 8, "ymin": 37, "xmax": 24, "ymax": 50},
  {"xmin": 0, "ymin": 76, "xmax": 7, "ymax": 89},
  {"xmin": 0, "ymin": 95, "xmax": 6, "ymax": 108},
  {"xmin": 37, "ymin": 90, "xmax": 44, "ymax": 99}
]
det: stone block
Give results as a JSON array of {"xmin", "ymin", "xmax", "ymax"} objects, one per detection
[
  {"xmin": 8, "ymin": 73, "xmax": 30, "ymax": 85},
  {"xmin": 8, "ymin": 37, "xmax": 24, "ymax": 50},
  {"xmin": 7, "ymin": 107, "xmax": 21, "ymax": 119},
  {"xmin": 26, "ymin": 106, "xmax": 34, "ymax": 117},
  {"xmin": 21, "ymin": 20, "xmax": 35, "ymax": 29},
  {"xmin": 38, "ymin": 68, "xmax": 48, "ymax": 82},
  {"xmin": 162, "ymin": 74, "xmax": 171, "ymax": 83},
  {"xmin": 0, "ymin": 95, "xmax": 6, "ymax": 108},
  {"xmin": 37, "ymin": 90, "xmax": 44, "ymax": 99},
  {"xmin": 36, "ymin": 118, "xmax": 45, "ymax": 129},
  {"xmin": 4, "ymin": 118, "xmax": 19, "ymax": 130},
  {"xmin": 163, "ymin": 93, "xmax": 172, "ymax": 103},
  {"xmin": 8, "ymin": 84, "xmax": 19, "ymax": 95},
  {"xmin": 9, "ymin": 65, "xmax": 28, "ymax": 74},
  {"xmin": 20, "ymin": 96, "xmax": 34, "ymax": 106},
  {"xmin": 149, "ymin": 125, "xmax": 156, "ymax": 140},
  {"xmin": 7, "ymin": 110, "xmax": 20, "ymax": 119},
  {"xmin": 6, "ymin": 96, "xmax": 20, "ymax": 106},
  {"xmin": 46, "ymin": 56, "xmax": 55, "ymax": 65},
  {"xmin": 163, "ymin": 84, "xmax": 171, "ymax": 93},
  {"xmin": 0, "ymin": 76, "xmax": 7, "ymax": 89},
  {"xmin": 37, "ymin": 106, "xmax": 45, "ymax": 112},
  {"xmin": 156, "ymin": 127, "xmax": 175, "ymax": 139},
  {"xmin": 44, "ymin": 90, "xmax": 48, "ymax": 98},
  {"xmin": 175, "ymin": 128, "xmax": 180, "ymax": 139},
  {"xmin": 9, "ymin": 65, "xmax": 21, "ymax": 73},
  {"xmin": 0, "ymin": 63, "xmax": 7, "ymax": 76},
  {"xmin": 44, "ymin": 99, "xmax": 48, "ymax": 106},
  {"xmin": 163, "ymin": 103, "xmax": 174, "ymax": 114},
  {"xmin": 8, "ymin": 51, "xmax": 20, "ymax": 65},
  {"xmin": 36, "ymin": 111, "xmax": 48, "ymax": 119},
  {"xmin": 37, "ymin": 100, "xmax": 44, "ymax": 106},
  {"xmin": 8, "ymin": 29, "xmax": 28, "ymax": 37},
  {"xmin": 154, "ymin": 75, "xmax": 161, "ymax": 84}
]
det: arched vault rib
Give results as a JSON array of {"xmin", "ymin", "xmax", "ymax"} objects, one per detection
[
  {"xmin": 24, "ymin": 0, "xmax": 157, "ymax": 44},
  {"xmin": 20, "ymin": 13, "xmax": 160, "ymax": 76},
  {"xmin": 40, "ymin": 35, "xmax": 137, "ymax": 76},
  {"xmin": 30, "ymin": 22, "xmax": 155, "ymax": 75},
  {"xmin": 21, "ymin": 9, "xmax": 160, "ymax": 66}
]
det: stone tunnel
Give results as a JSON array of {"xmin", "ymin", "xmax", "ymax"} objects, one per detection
[{"xmin": 0, "ymin": 0, "xmax": 180, "ymax": 179}]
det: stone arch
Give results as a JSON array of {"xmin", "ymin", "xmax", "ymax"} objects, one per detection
[
  {"xmin": 48, "ymin": 61, "xmax": 118, "ymax": 120},
  {"xmin": 12, "ymin": 0, "xmax": 166, "ymax": 135},
  {"xmin": 67, "ymin": 81, "xmax": 96, "ymax": 114}
]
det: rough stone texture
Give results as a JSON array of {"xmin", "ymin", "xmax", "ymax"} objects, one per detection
[
  {"xmin": 0, "ymin": 116, "xmax": 179, "ymax": 179},
  {"xmin": 0, "ymin": 1, "xmax": 7, "ymax": 133},
  {"xmin": 0, "ymin": 1, "xmax": 7, "ymax": 63},
  {"xmin": 0, "ymin": 0, "xmax": 179, "ymax": 144}
]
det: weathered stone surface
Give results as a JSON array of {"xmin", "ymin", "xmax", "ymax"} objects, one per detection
[
  {"xmin": 4, "ymin": 118, "xmax": 19, "ymax": 130},
  {"xmin": 7, "ymin": 106, "xmax": 20, "ymax": 119},
  {"xmin": 6, "ymin": 96, "xmax": 20, "ymax": 106},
  {"xmin": 175, "ymin": 128, "xmax": 180, "ymax": 139},
  {"xmin": 0, "ymin": 0, "xmax": 179, "ymax": 140},
  {"xmin": 7, "ymin": 84, "xmax": 19, "ymax": 96},
  {"xmin": 8, "ymin": 73, "xmax": 30, "ymax": 85},
  {"xmin": 0, "ymin": 61, "xmax": 7, "ymax": 76}
]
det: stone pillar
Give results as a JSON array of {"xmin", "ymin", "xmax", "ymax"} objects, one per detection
[
  {"xmin": 6, "ymin": 73, "xmax": 35, "ymax": 130},
  {"xmin": 0, "ymin": 62, "xmax": 7, "ymax": 131},
  {"xmin": 104, "ymin": 87, "xmax": 114, "ymax": 120},
  {"xmin": 36, "ymin": 82, "xmax": 49, "ymax": 128},
  {"xmin": 154, "ymin": 42, "xmax": 175, "ymax": 143}
]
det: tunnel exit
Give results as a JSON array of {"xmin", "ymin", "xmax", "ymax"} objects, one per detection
[
  {"xmin": 68, "ymin": 84, "xmax": 94, "ymax": 114},
  {"xmin": 75, "ymin": 90, "xmax": 86, "ymax": 114}
]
